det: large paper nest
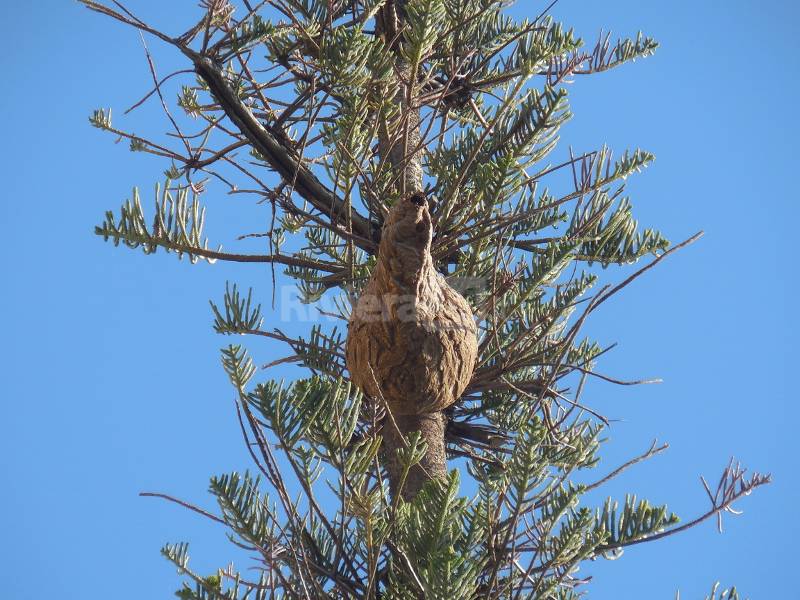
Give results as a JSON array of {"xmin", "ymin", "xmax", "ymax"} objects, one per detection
[{"xmin": 346, "ymin": 192, "xmax": 478, "ymax": 416}]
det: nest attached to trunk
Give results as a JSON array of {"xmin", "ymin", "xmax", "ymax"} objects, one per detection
[{"xmin": 346, "ymin": 192, "xmax": 478, "ymax": 416}]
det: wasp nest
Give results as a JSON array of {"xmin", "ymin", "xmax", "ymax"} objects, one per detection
[
  {"xmin": 346, "ymin": 192, "xmax": 478, "ymax": 416},
  {"xmin": 346, "ymin": 192, "xmax": 477, "ymax": 499}
]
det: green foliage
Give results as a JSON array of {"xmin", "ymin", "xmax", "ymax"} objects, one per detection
[
  {"xmin": 96, "ymin": 180, "xmax": 216, "ymax": 264},
  {"xmin": 224, "ymin": 14, "xmax": 286, "ymax": 57},
  {"xmin": 89, "ymin": 107, "xmax": 112, "ymax": 129},
  {"xmin": 293, "ymin": 324, "xmax": 347, "ymax": 377},
  {"xmin": 401, "ymin": 0, "xmax": 446, "ymax": 79},
  {"xmin": 594, "ymin": 31, "xmax": 659, "ymax": 72},
  {"xmin": 81, "ymin": 0, "xmax": 769, "ymax": 597},
  {"xmin": 211, "ymin": 283, "xmax": 263, "ymax": 334},
  {"xmin": 703, "ymin": 583, "xmax": 743, "ymax": 600},
  {"xmin": 389, "ymin": 472, "xmax": 486, "ymax": 598},
  {"xmin": 675, "ymin": 582, "xmax": 744, "ymax": 600},
  {"xmin": 594, "ymin": 494, "xmax": 679, "ymax": 553},
  {"xmin": 251, "ymin": 374, "xmax": 362, "ymax": 458}
]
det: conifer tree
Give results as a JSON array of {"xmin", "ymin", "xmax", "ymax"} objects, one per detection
[{"xmin": 81, "ymin": 1, "xmax": 769, "ymax": 597}]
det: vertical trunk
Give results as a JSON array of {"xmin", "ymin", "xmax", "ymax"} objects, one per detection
[
  {"xmin": 376, "ymin": 1, "xmax": 445, "ymax": 501},
  {"xmin": 382, "ymin": 413, "xmax": 447, "ymax": 502},
  {"xmin": 377, "ymin": 0, "xmax": 424, "ymax": 196}
]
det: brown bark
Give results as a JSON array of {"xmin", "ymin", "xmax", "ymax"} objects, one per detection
[
  {"xmin": 375, "ymin": 0, "xmax": 424, "ymax": 197},
  {"xmin": 382, "ymin": 412, "xmax": 447, "ymax": 502}
]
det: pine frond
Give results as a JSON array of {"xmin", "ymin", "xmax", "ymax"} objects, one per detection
[
  {"xmin": 250, "ymin": 376, "xmax": 362, "ymax": 458},
  {"xmin": 594, "ymin": 494, "xmax": 679, "ymax": 555},
  {"xmin": 162, "ymin": 544, "xmax": 244, "ymax": 600},
  {"xmin": 488, "ymin": 86, "xmax": 570, "ymax": 167},
  {"xmin": 89, "ymin": 107, "xmax": 113, "ymax": 129},
  {"xmin": 291, "ymin": 324, "xmax": 347, "ymax": 377},
  {"xmin": 589, "ymin": 31, "xmax": 659, "ymax": 73},
  {"xmin": 702, "ymin": 582, "xmax": 743, "ymax": 600},
  {"xmin": 209, "ymin": 471, "xmax": 278, "ymax": 552},
  {"xmin": 573, "ymin": 193, "xmax": 670, "ymax": 265},
  {"xmin": 402, "ymin": 0, "xmax": 447, "ymax": 79},
  {"xmin": 211, "ymin": 283, "xmax": 263, "ymax": 334},
  {"xmin": 220, "ymin": 345, "xmax": 257, "ymax": 392},
  {"xmin": 96, "ymin": 180, "xmax": 217, "ymax": 264},
  {"xmin": 392, "ymin": 470, "xmax": 485, "ymax": 598},
  {"xmin": 500, "ymin": 18, "xmax": 582, "ymax": 80}
]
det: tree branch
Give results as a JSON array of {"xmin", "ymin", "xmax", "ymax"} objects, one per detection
[{"xmin": 183, "ymin": 48, "xmax": 377, "ymax": 250}]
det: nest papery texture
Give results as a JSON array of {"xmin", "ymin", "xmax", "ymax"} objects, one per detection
[
  {"xmin": 346, "ymin": 195, "xmax": 478, "ymax": 417},
  {"xmin": 346, "ymin": 194, "xmax": 478, "ymax": 499}
]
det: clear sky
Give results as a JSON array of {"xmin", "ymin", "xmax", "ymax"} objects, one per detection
[{"xmin": 1, "ymin": 1, "xmax": 797, "ymax": 598}]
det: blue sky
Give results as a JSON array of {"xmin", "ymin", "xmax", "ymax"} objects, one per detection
[{"xmin": 1, "ymin": 1, "xmax": 797, "ymax": 598}]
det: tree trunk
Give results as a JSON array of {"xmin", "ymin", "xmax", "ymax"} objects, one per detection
[
  {"xmin": 376, "ymin": 0, "xmax": 424, "ymax": 196},
  {"xmin": 382, "ymin": 412, "xmax": 447, "ymax": 501},
  {"xmin": 376, "ymin": 1, "xmax": 433, "ymax": 502},
  {"xmin": 346, "ymin": 5, "xmax": 478, "ymax": 499}
]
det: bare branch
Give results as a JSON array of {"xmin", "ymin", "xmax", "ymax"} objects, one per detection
[
  {"xmin": 595, "ymin": 459, "xmax": 772, "ymax": 554},
  {"xmin": 184, "ymin": 48, "xmax": 377, "ymax": 250}
]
